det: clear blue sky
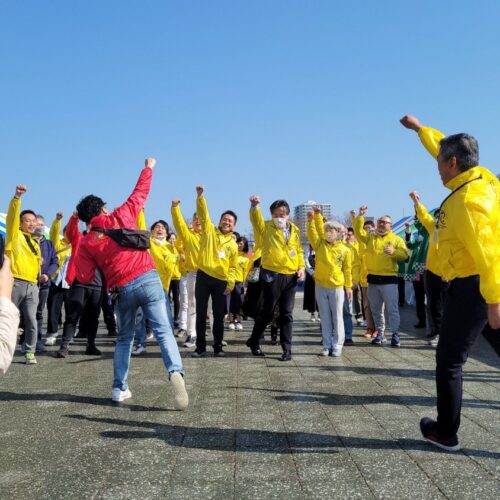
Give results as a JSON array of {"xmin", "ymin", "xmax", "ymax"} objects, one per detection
[{"xmin": 1, "ymin": 0, "xmax": 499, "ymax": 235}]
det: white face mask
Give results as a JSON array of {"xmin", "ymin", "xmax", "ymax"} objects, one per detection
[
  {"xmin": 273, "ymin": 217, "xmax": 287, "ymax": 230},
  {"xmin": 325, "ymin": 232, "xmax": 336, "ymax": 243},
  {"xmin": 154, "ymin": 237, "xmax": 166, "ymax": 246}
]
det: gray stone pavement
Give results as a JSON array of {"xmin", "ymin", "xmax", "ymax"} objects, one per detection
[{"xmin": 1, "ymin": 295, "xmax": 499, "ymax": 499}]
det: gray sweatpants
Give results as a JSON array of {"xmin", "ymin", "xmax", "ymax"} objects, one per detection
[
  {"xmin": 367, "ymin": 283, "xmax": 399, "ymax": 336},
  {"xmin": 12, "ymin": 279, "xmax": 39, "ymax": 354}
]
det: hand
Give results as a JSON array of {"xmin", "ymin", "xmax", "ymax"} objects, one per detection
[
  {"xmin": 56, "ymin": 211, "xmax": 64, "ymax": 220},
  {"xmin": 359, "ymin": 205, "xmax": 368, "ymax": 216},
  {"xmin": 15, "ymin": 185, "xmax": 27, "ymax": 198},
  {"xmin": 72, "ymin": 210, "xmax": 79, "ymax": 218},
  {"xmin": 196, "ymin": 185, "xmax": 204, "ymax": 197},
  {"xmin": 350, "ymin": 210, "xmax": 356, "ymax": 219},
  {"xmin": 0, "ymin": 256, "xmax": 14, "ymax": 299},
  {"xmin": 313, "ymin": 205, "xmax": 322, "ymax": 215},
  {"xmin": 145, "ymin": 157, "xmax": 156, "ymax": 169},
  {"xmin": 400, "ymin": 115, "xmax": 422, "ymax": 132},
  {"xmin": 409, "ymin": 191, "xmax": 420, "ymax": 205},
  {"xmin": 307, "ymin": 211, "xmax": 314, "ymax": 222},
  {"xmin": 383, "ymin": 244, "xmax": 395, "ymax": 256},
  {"xmin": 249, "ymin": 195, "xmax": 260, "ymax": 207},
  {"xmin": 171, "ymin": 198, "xmax": 181, "ymax": 208},
  {"xmin": 488, "ymin": 303, "xmax": 500, "ymax": 329},
  {"xmin": 38, "ymin": 274, "xmax": 49, "ymax": 284},
  {"xmin": 297, "ymin": 268, "xmax": 306, "ymax": 281},
  {"xmin": 345, "ymin": 288, "xmax": 352, "ymax": 301},
  {"xmin": 223, "ymin": 287, "xmax": 232, "ymax": 296}
]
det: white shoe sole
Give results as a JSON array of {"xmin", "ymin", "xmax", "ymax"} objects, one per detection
[
  {"xmin": 424, "ymin": 437, "xmax": 461, "ymax": 452},
  {"xmin": 112, "ymin": 389, "xmax": 132, "ymax": 402},
  {"xmin": 170, "ymin": 372, "xmax": 189, "ymax": 411}
]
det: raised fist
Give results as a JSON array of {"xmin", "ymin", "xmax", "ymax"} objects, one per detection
[
  {"xmin": 56, "ymin": 211, "xmax": 64, "ymax": 220},
  {"xmin": 350, "ymin": 210, "xmax": 356, "ymax": 219},
  {"xmin": 171, "ymin": 198, "xmax": 181, "ymax": 208},
  {"xmin": 409, "ymin": 191, "xmax": 420, "ymax": 204},
  {"xmin": 313, "ymin": 206, "xmax": 322, "ymax": 215},
  {"xmin": 307, "ymin": 211, "xmax": 314, "ymax": 222},
  {"xmin": 400, "ymin": 115, "xmax": 422, "ymax": 132},
  {"xmin": 145, "ymin": 157, "xmax": 156, "ymax": 169},
  {"xmin": 359, "ymin": 205, "xmax": 368, "ymax": 216},
  {"xmin": 15, "ymin": 185, "xmax": 27, "ymax": 197},
  {"xmin": 196, "ymin": 185, "xmax": 204, "ymax": 197},
  {"xmin": 249, "ymin": 195, "xmax": 260, "ymax": 207}
]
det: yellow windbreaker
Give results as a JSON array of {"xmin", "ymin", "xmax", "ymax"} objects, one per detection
[
  {"xmin": 306, "ymin": 214, "xmax": 352, "ymax": 288},
  {"xmin": 414, "ymin": 203, "xmax": 441, "ymax": 276},
  {"xmin": 417, "ymin": 125, "xmax": 500, "ymax": 303},
  {"xmin": 49, "ymin": 218, "xmax": 72, "ymax": 280},
  {"xmin": 358, "ymin": 240, "xmax": 369, "ymax": 287},
  {"xmin": 196, "ymin": 195, "xmax": 238, "ymax": 290},
  {"xmin": 346, "ymin": 241, "xmax": 360, "ymax": 285},
  {"xmin": 171, "ymin": 205, "xmax": 201, "ymax": 273},
  {"xmin": 250, "ymin": 207, "xmax": 305, "ymax": 275},
  {"xmin": 353, "ymin": 215, "xmax": 409, "ymax": 276},
  {"xmin": 6, "ymin": 197, "xmax": 41, "ymax": 283},
  {"xmin": 235, "ymin": 252, "xmax": 250, "ymax": 283},
  {"xmin": 175, "ymin": 239, "xmax": 187, "ymax": 276}
]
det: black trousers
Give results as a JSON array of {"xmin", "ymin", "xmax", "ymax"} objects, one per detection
[
  {"xmin": 62, "ymin": 284, "xmax": 102, "ymax": 347},
  {"xmin": 247, "ymin": 269, "xmax": 297, "ymax": 353},
  {"xmin": 169, "ymin": 279, "xmax": 180, "ymax": 325},
  {"xmin": 229, "ymin": 282, "xmax": 244, "ymax": 316},
  {"xmin": 47, "ymin": 283, "xmax": 68, "ymax": 334},
  {"xmin": 398, "ymin": 277, "xmax": 405, "ymax": 305},
  {"xmin": 100, "ymin": 289, "xmax": 117, "ymax": 333},
  {"xmin": 35, "ymin": 287, "xmax": 50, "ymax": 340},
  {"xmin": 195, "ymin": 270, "xmax": 227, "ymax": 352},
  {"xmin": 436, "ymin": 276, "xmax": 487, "ymax": 438},
  {"xmin": 424, "ymin": 270, "xmax": 449, "ymax": 337},
  {"xmin": 412, "ymin": 278, "xmax": 426, "ymax": 325}
]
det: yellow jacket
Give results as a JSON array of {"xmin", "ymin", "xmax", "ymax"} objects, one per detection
[
  {"xmin": 353, "ymin": 215, "xmax": 409, "ymax": 276},
  {"xmin": 197, "ymin": 195, "xmax": 238, "ymax": 290},
  {"xmin": 235, "ymin": 252, "xmax": 250, "ymax": 283},
  {"xmin": 358, "ymin": 240, "xmax": 369, "ymax": 287},
  {"xmin": 414, "ymin": 203, "xmax": 441, "ymax": 276},
  {"xmin": 418, "ymin": 125, "xmax": 500, "ymax": 302},
  {"xmin": 49, "ymin": 218, "xmax": 72, "ymax": 280},
  {"xmin": 171, "ymin": 205, "xmax": 201, "ymax": 273},
  {"xmin": 346, "ymin": 241, "xmax": 360, "ymax": 285},
  {"xmin": 175, "ymin": 239, "xmax": 187, "ymax": 276},
  {"xmin": 306, "ymin": 214, "xmax": 352, "ymax": 288},
  {"xmin": 169, "ymin": 243, "xmax": 181, "ymax": 280},
  {"xmin": 5, "ymin": 197, "xmax": 41, "ymax": 283},
  {"xmin": 250, "ymin": 207, "xmax": 305, "ymax": 275}
]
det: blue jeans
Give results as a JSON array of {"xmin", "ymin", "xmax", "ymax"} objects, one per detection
[
  {"xmin": 343, "ymin": 295, "xmax": 353, "ymax": 340},
  {"xmin": 114, "ymin": 270, "xmax": 183, "ymax": 390},
  {"xmin": 134, "ymin": 292, "xmax": 174, "ymax": 346}
]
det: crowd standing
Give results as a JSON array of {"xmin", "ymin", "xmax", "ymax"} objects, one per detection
[{"xmin": 0, "ymin": 116, "xmax": 499, "ymax": 453}]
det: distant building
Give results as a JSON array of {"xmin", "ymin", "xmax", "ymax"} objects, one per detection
[{"xmin": 294, "ymin": 200, "xmax": 332, "ymax": 243}]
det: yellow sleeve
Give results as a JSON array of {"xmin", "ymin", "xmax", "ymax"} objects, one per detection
[
  {"xmin": 136, "ymin": 209, "xmax": 147, "ymax": 230},
  {"xmin": 343, "ymin": 248, "xmax": 353, "ymax": 289},
  {"xmin": 249, "ymin": 206, "xmax": 265, "ymax": 238},
  {"xmin": 313, "ymin": 212, "xmax": 325, "ymax": 238},
  {"xmin": 418, "ymin": 126, "xmax": 446, "ymax": 159},
  {"xmin": 171, "ymin": 205, "xmax": 190, "ymax": 243},
  {"xmin": 392, "ymin": 236, "xmax": 410, "ymax": 261},
  {"xmin": 6, "ymin": 197, "xmax": 21, "ymax": 250},
  {"xmin": 196, "ymin": 195, "xmax": 214, "ymax": 232},
  {"xmin": 227, "ymin": 243, "xmax": 238, "ymax": 291},
  {"xmin": 415, "ymin": 203, "xmax": 436, "ymax": 236},
  {"xmin": 49, "ymin": 218, "xmax": 62, "ymax": 246},
  {"xmin": 296, "ymin": 234, "xmax": 305, "ymax": 270},
  {"xmin": 353, "ymin": 215, "xmax": 368, "ymax": 243},
  {"xmin": 306, "ymin": 219, "xmax": 321, "ymax": 250}
]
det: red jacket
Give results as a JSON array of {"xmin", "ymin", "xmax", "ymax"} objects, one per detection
[
  {"xmin": 76, "ymin": 167, "xmax": 156, "ymax": 289},
  {"xmin": 65, "ymin": 214, "xmax": 82, "ymax": 286}
]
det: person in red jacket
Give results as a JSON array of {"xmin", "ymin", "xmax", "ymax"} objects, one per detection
[{"xmin": 74, "ymin": 158, "xmax": 188, "ymax": 410}]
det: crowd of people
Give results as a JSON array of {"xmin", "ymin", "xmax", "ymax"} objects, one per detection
[{"xmin": 0, "ymin": 116, "xmax": 499, "ymax": 453}]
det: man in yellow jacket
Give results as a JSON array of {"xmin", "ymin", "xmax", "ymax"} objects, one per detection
[
  {"xmin": 190, "ymin": 185, "xmax": 238, "ymax": 357},
  {"xmin": 401, "ymin": 115, "xmax": 500, "ymax": 452},
  {"xmin": 353, "ymin": 207, "xmax": 409, "ymax": 348},
  {"xmin": 6, "ymin": 185, "xmax": 41, "ymax": 365},
  {"xmin": 245, "ymin": 195, "xmax": 305, "ymax": 361}
]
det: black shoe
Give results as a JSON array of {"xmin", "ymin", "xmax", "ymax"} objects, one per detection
[
  {"xmin": 280, "ymin": 352, "xmax": 292, "ymax": 361},
  {"xmin": 344, "ymin": 339, "xmax": 354, "ymax": 346},
  {"xmin": 55, "ymin": 345, "xmax": 69, "ymax": 358},
  {"xmin": 190, "ymin": 350, "xmax": 208, "ymax": 358},
  {"xmin": 214, "ymin": 350, "xmax": 226, "ymax": 357},
  {"xmin": 419, "ymin": 417, "xmax": 460, "ymax": 451},
  {"xmin": 107, "ymin": 330, "xmax": 117, "ymax": 337},
  {"xmin": 414, "ymin": 323, "xmax": 426, "ymax": 329},
  {"xmin": 85, "ymin": 345, "xmax": 102, "ymax": 355},
  {"xmin": 246, "ymin": 339, "xmax": 264, "ymax": 356}
]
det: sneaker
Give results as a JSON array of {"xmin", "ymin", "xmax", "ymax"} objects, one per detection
[
  {"xmin": 221, "ymin": 340, "xmax": 228, "ymax": 347},
  {"xmin": 170, "ymin": 372, "xmax": 189, "ymax": 410},
  {"xmin": 25, "ymin": 352, "xmax": 37, "ymax": 365},
  {"xmin": 85, "ymin": 345, "xmax": 102, "ymax": 355},
  {"xmin": 429, "ymin": 335, "xmax": 440, "ymax": 348},
  {"xmin": 45, "ymin": 335, "xmax": 57, "ymax": 346},
  {"xmin": 35, "ymin": 340, "xmax": 47, "ymax": 353},
  {"xmin": 175, "ymin": 328, "xmax": 186, "ymax": 338},
  {"xmin": 320, "ymin": 349, "xmax": 329, "ymax": 357},
  {"xmin": 420, "ymin": 417, "xmax": 460, "ymax": 452},
  {"xmin": 190, "ymin": 349, "xmax": 208, "ymax": 358},
  {"xmin": 214, "ymin": 350, "xmax": 226, "ymax": 357},
  {"xmin": 371, "ymin": 335, "xmax": 386, "ymax": 346},
  {"xmin": 235, "ymin": 322, "xmax": 243, "ymax": 331},
  {"xmin": 132, "ymin": 344, "xmax": 146, "ymax": 355},
  {"xmin": 228, "ymin": 322, "xmax": 236, "ymax": 331},
  {"xmin": 391, "ymin": 333, "xmax": 401, "ymax": 348},
  {"xmin": 356, "ymin": 318, "xmax": 363, "ymax": 326},
  {"xmin": 55, "ymin": 345, "xmax": 69, "ymax": 358},
  {"xmin": 331, "ymin": 347, "xmax": 342, "ymax": 357},
  {"xmin": 112, "ymin": 388, "xmax": 132, "ymax": 402},
  {"xmin": 310, "ymin": 314, "xmax": 317, "ymax": 323},
  {"xmin": 146, "ymin": 330, "xmax": 154, "ymax": 341},
  {"xmin": 364, "ymin": 330, "xmax": 373, "ymax": 338},
  {"xmin": 183, "ymin": 335, "xmax": 196, "ymax": 348},
  {"xmin": 344, "ymin": 339, "xmax": 354, "ymax": 346}
]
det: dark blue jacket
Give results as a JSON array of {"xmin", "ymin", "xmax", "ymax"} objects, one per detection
[{"xmin": 39, "ymin": 237, "xmax": 58, "ymax": 289}]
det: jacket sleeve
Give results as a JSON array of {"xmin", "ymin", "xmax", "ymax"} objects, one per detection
[
  {"xmin": 196, "ymin": 195, "xmax": 214, "ymax": 233},
  {"xmin": 0, "ymin": 298, "xmax": 19, "ymax": 374},
  {"xmin": 353, "ymin": 215, "xmax": 368, "ymax": 244},
  {"xmin": 249, "ymin": 207, "xmax": 265, "ymax": 239},
  {"xmin": 417, "ymin": 126, "xmax": 446, "ymax": 159},
  {"xmin": 50, "ymin": 218, "xmax": 61, "ymax": 246},
  {"xmin": 227, "ymin": 244, "xmax": 238, "ymax": 291},
  {"xmin": 136, "ymin": 209, "xmax": 147, "ymax": 230},
  {"xmin": 171, "ymin": 205, "xmax": 190, "ymax": 244},
  {"xmin": 296, "ymin": 231, "xmax": 305, "ymax": 270},
  {"xmin": 65, "ymin": 215, "xmax": 80, "ymax": 247},
  {"xmin": 45, "ymin": 242, "xmax": 59, "ymax": 278},
  {"xmin": 313, "ymin": 213, "xmax": 325, "ymax": 238},
  {"xmin": 342, "ymin": 249, "xmax": 353, "ymax": 289},
  {"xmin": 6, "ymin": 197, "xmax": 21, "ymax": 251},
  {"xmin": 306, "ymin": 220, "xmax": 321, "ymax": 251},
  {"xmin": 415, "ymin": 203, "xmax": 436, "ymax": 236},
  {"xmin": 111, "ymin": 167, "xmax": 153, "ymax": 227},
  {"xmin": 392, "ymin": 236, "xmax": 410, "ymax": 262}
]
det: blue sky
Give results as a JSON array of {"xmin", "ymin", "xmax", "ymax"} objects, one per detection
[{"xmin": 1, "ymin": 0, "xmax": 499, "ymax": 236}]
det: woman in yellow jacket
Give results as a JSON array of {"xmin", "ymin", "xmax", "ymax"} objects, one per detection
[
  {"xmin": 167, "ymin": 233, "xmax": 182, "ymax": 330},
  {"xmin": 307, "ymin": 211, "xmax": 352, "ymax": 357},
  {"xmin": 228, "ymin": 236, "xmax": 250, "ymax": 331}
]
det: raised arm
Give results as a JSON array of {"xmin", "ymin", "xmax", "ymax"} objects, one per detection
[
  {"xmin": 6, "ymin": 185, "xmax": 26, "ymax": 249},
  {"xmin": 65, "ymin": 212, "xmax": 80, "ymax": 246},
  {"xmin": 400, "ymin": 115, "xmax": 445, "ymax": 159},
  {"xmin": 195, "ymin": 185, "xmax": 214, "ymax": 232},
  {"xmin": 249, "ymin": 195, "xmax": 265, "ymax": 238},
  {"xmin": 409, "ymin": 191, "xmax": 436, "ymax": 236},
  {"xmin": 171, "ymin": 200, "xmax": 190, "ymax": 243},
  {"xmin": 50, "ymin": 212, "xmax": 64, "ymax": 246},
  {"xmin": 352, "ymin": 206, "xmax": 369, "ymax": 244},
  {"xmin": 306, "ymin": 211, "xmax": 321, "ymax": 250},
  {"xmin": 312, "ymin": 207, "xmax": 325, "ymax": 238}
]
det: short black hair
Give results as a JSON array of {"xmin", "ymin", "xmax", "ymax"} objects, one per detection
[
  {"xmin": 232, "ymin": 231, "xmax": 241, "ymax": 240},
  {"xmin": 150, "ymin": 220, "xmax": 170, "ymax": 233},
  {"xmin": 269, "ymin": 200, "xmax": 290, "ymax": 215},
  {"xmin": 364, "ymin": 220, "xmax": 375, "ymax": 228},
  {"xmin": 20, "ymin": 209, "xmax": 36, "ymax": 221},
  {"xmin": 220, "ymin": 210, "xmax": 237, "ymax": 223},
  {"xmin": 76, "ymin": 195, "xmax": 106, "ymax": 223},
  {"xmin": 347, "ymin": 227, "xmax": 354, "ymax": 232},
  {"xmin": 439, "ymin": 133, "xmax": 479, "ymax": 171},
  {"xmin": 237, "ymin": 236, "xmax": 249, "ymax": 253}
]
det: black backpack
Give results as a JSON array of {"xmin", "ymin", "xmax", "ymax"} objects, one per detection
[{"xmin": 91, "ymin": 227, "xmax": 151, "ymax": 250}]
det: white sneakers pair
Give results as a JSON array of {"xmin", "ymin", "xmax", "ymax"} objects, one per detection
[{"xmin": 111, "ymin": 372, "xmax": 189, "ymax": 410}]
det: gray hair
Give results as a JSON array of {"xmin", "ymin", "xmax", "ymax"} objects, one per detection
[
  {"xmin": 324, "ymin": 221, "xmax": 339, "ymax": 232},
  {"xmin": 36, "ymin": 214, "xmax": 45, "ymax": 221},
  {"xmin": 439, "ymin": 133, "xmax": 479, "ymax": 172}
]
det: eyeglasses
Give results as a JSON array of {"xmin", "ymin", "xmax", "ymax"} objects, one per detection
[{"xmin": 377, "ymin": 220, "xmax": 391, "ymax": 225}]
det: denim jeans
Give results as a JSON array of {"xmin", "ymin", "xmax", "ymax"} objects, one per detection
[
  {"xmin": 115, "ymin": 270, "xmax": 183, "ymax": 390},
  {"xmin": 135, "ymin": 291, "xmax": 174, "ymax": 346},
  {"xmin": 343, "ymin": 294, "xmax": 353, "ymax": 340}
]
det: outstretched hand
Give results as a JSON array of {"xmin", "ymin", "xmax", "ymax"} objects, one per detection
[
  {"xmin": 196, "ymin": 185, "xmax": 204, "ymax": 197},
  {"xmin": 400, "ymin": 115, "xmax": 421, "ymax": 132}
]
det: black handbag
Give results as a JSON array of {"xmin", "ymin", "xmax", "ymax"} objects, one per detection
[{"xmin": 91, "ymin": 227, "xmax": 151, "ymax": 249}]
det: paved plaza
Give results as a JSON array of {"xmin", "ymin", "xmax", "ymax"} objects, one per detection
[{"xmin": 1, "ymin": 298, "xmax": 499, "ymax": 499}]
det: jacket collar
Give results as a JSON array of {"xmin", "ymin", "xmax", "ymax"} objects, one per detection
[{"xmin": 445, "ymin": 166, "xmax": 481, "ymax": 191}]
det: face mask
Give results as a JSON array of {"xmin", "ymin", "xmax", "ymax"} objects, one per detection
[
  {"xmin": 154, "ymin": 237, "xmax": 166, "ymax": 246},
  {"xmin": 325, "ymin": 232, "xmax": 336, "ymax": 243},
  {"xmin": 273, "ymin": 217, "xmax": 287, "ymax": 229},
  {"xmin": 34, "ymin": 227, "xmax": 45, "ymax": 236}
]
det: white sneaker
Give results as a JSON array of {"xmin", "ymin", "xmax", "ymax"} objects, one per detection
[
  {"xmin": 235, "ymin": 322, "xmax": 243, "ymax": 331},
  {"xmin": 132, "ymin": 344, "xmax": 146, "ymax": 355},
  {"xmin": 146, "ymin": 332, "xmax": 154, "ymax": 341},
  {"xmin": 45, "ymin": 335, "xmax": 57, "ymax": 346},
  {"xmin": 228, "ymin": 322, "xmax": 236, "ymax": 330},
  {"xmin": 183, "ymin": 335, "xmax": 196, "ymax": 348},
  {"xmin": 321, "ymin": 349, "xmax": 329, "ymax": 356},
  {"xmin": 429, "ymin": 335, "xmax": 439, "ymax": 348},
  {"xmin": 331, "ymin": 347, "xmax": 342, "ymax": 357},
  {"xmin": 310, "ymin": 314, "xmax": 317, "ymax": 323},
  {"xmin": 221, "ymin": 340, "xmax": 228, "ymax": 347},
  {"xmin": 170, "ymin": 372, "xmax": 189, "ymax": 410},
  {"xmin": 112, "ymin": 388, "xmax": 132, "ymax": 402}
]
